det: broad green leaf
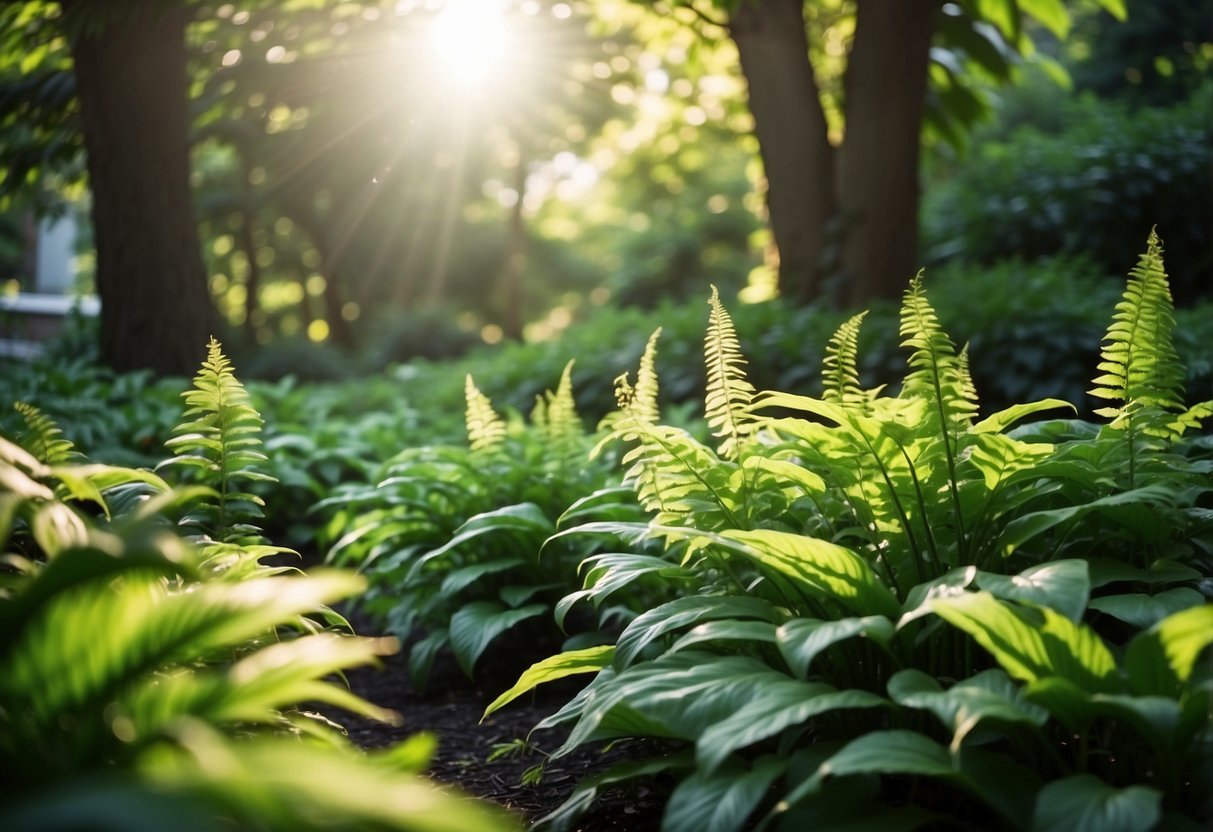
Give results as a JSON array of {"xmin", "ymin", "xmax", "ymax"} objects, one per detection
[
  {"xmin": 410, "ymin": 502, "xmax": 552, "ymax": 577},
  {"xmin": 615, "ymin": 595, "xmax": 781, "ymax": 669},
  {"xmin": 439, "ymin": 558, "xmax": 524, "ymax": 597},
  {"xmin": 742, "ymin": 455, "xmax": 826, "ymax": 496},
  {"xmin": 447, "ymin": 601, "xmax": 546, "ymax": 676},
  {"xmin": 995, "ymin": 485, "xmax": 1176, "ymax": 555},
  {"xmin": 697, "ymin": 682, "xmax": 885, "ymax": 772},
  {"xmin": 664, "ymin": 756, "xmax": 786, "ymax": 832},
  {"xmin": 900, "ymin": 566, "xmax": 977, "ymax": 625},
  {"xmin": 1032, "ymin": 775, "xmax": 1161, "ymax": 832},
  {"xmin": 814, "ymin": 730, "xmax": 955, "ymax": 781},
  {"xmin": 777, "ymin": 616, "xmax": 895, "ymax": 679},
  {"xmin": 931, "ymin": 592, "xmax": 1120, "ymax": 693},
  {"xmin": 483, "ymin": 645, "xmax": 615, "ymax": 719},
  {"xmin": 717, "ymin": 529, "xmax": 900, "ymax": 619},
  {"xmin": 555, "ymin": 552, "xmax": 694, "ymax": 629},
  {"xmin": 975, "ymin": 559, "xmax": 1090, "ymax": 622},
  {"xmin": 1016, "ymin": 0, "xmax": 1070, "ymax": 38},
  {"xmin": 1125, "ymin": 604, "xmax": 1213, "ymax": 697},
  {"xmin": 669, "ymin": 619, "xmax": 778, "ymax": 654},
  {"xmin": 971, "ymin": 398, "xmax": 1074, "ymax": 434},
  {"xmin": 963, "ymin": 432, "xmax": 1055, "ymax": 491},
  {"xmin": 889, "ymin": 668, "xmax": 1047, "ymax": 749},
  {"xmin": 1088, "ymin": 588, "xmax": 1204, "ymax": 630}
]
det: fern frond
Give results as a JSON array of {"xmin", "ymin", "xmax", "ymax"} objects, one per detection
[
  {"xmin": 535, "ymin": 361, "xmax": 585, "ymax": 476},
  {"xmin": 13, "ymin": 402, "xmax": 80, "ymax": 466},
  {"xmin": 160, "ymin": 338, "xmax": 276, "ymax": 544},
  {"xmin": 464, "ymin": 375, "xmax": 505, "ymax": 454},
  {"xmin": 899, "ymin": 271, "xmax": 978, "ymax": 432},
  {"xmin": 822, "ymin": 312, "xmax": 869, "ymax": 412},
  {"xmin": 705, "ymin": 286, "xmax": 757, "ymax": 460},
  {"xmin": 1088, "ymin": 230, "xmax": 1191, "ymax": 438},
  {"xmin": 631, "ymin": 328, "xmax": 662, "ymax": 425}
]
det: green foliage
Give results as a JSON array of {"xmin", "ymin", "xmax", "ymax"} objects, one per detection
[
  {"xmin": 323, "ymin": 363, "xmax": 624, "ymax": 690},
  {"xmin": 923, "ymin": 88, "xmax": 1213, "ymax": 304},
  {"xmin": 160, "ymin": 337, "xmax": 276, "ymax": 545},
  {"xmin": 0, "ymin": 343, "xmax": 515, "ymax": 832},
  {"xmin": 492, "ymin": 235, "xmax": 1213, "ymax": 831}
]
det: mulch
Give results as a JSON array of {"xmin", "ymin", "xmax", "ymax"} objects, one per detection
[{"xmin": 327, "ymin": 613, "xmax": 672, "ymax": 831}]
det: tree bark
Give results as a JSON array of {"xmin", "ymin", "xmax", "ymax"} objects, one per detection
[
  {"xmin": 729, "ymin": 0, "xmax": 837, "ymax": 301},
  {"xmin": 63, "ymin": 0, "xmax": 216, "ymax": 375},
  {"xmin": 836, "ymin": 0, "xmax": 938, "ymax": 306}
]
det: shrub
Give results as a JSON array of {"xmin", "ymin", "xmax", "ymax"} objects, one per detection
[
  {"xmin": 488, "ymin": 233, "xmax": 1213, "ymax": 831},
  {"xmin": 923, "ymin": 88, "xmax": 1213, "ymax": 304}
]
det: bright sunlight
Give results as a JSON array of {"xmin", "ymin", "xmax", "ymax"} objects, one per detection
[{"xmin": 430, "ymin": 0, "xmax": 510, "ymax": 89}]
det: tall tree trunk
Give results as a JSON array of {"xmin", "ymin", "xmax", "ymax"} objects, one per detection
[
  {"xmin": 729, "ymin": 0, "xmax": 836, "ymax": 301},
  {"xmin": 63, "ymin": 0, "xmax": 216, "ymax": 375},
  {"xmin": 836, "ymin": 0, "xmax": 937, "ymax": 306}
]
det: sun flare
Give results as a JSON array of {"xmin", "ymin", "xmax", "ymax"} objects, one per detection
[{"xmin": 430, "ymin": 0, "xmax": 510, "ymax": 89}]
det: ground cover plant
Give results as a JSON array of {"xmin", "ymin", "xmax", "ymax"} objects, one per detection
[
  {"xmin": 487, "ymin": 232, "xmax": 1213, "ymax": 831},
  {"xmin": 0, "ymin": 340, "xmax": 515, "ymax": 832},
  {"xmin": 323, "ymin": 362, "xmax": 640, "ymax": 689}
]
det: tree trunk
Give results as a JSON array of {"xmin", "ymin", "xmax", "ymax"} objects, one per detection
[
  {"xmin": 729, "ymin": 0, "xmax": 837, "ymax": 301},
  {"xmin": 836, "ymin": 0, "xmax": 937, "ymax": 306},
  {"xmin": 63, "ymin": 0, "xmax": 216, "ymax": 375}
]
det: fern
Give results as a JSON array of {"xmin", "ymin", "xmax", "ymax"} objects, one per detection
[
  {"xmin": 1088, "ymin": 230, "xmax": 1210, "ymax": 440},
  {"xmin": 538, "ymin": 360, "xmax": 585, "ymax": 475},
  {"xmin": 464, "ymin": 375, "xmax": 505, "ymax": 454},
  {"xmin": 899, "ymin": 271, "xmax": 978, "ymax": 433},
  {"xmin": 821, "ymin": 312, "xmax": 873, "ymax": 413},
  {"xmin": 705, "ymin": 286, "xmax": 757, "ymax": 460},
  {"xmin": 160, "ymin": 338, "xmax": 276, "ymax": 544},
  {"xmin": 11, "ymin": 402, "xmax": 80, "ymax": 466}
]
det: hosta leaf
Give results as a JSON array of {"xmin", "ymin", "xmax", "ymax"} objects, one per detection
[
  {"xmin": 663, "ymin": 756, "xmax": 786, "ymax": 832},
  {"xmin": 439, "ymin": 558, "xmax": 525, "ymax": 598},
  {"xmin": 777, "ymin": 616, "xmax": 895, "ymax": 679},
  {"xmin": 448, "ymin": 601, "xmax": 547, "ymax": 676},
  {"xmin": 555, "ymin": 552, "xmax": 694, "ymax": 630},
  {"xmin": 814, "ymin": 729, "xmax": 955, "ymax": 780},
  {"xmin": 669, "ymin": 619, "xmax": 778, "ymax": 654},
  {"xmin": 995, "ymin": 485, "xmax": 1176, "ymax": 555},
  {"xmin": 931, "ymin": 592, "xmax": 1120, "ymax": 693},
  {"xmin": 615, "ymin": 595, "xmax": 782, "ymax": 669},
  {"xmin": 889, "ymin": 668, "xmax": 1047, "ymax": 749},
  {"xmin": 1125, "ymin": 604, "xmax": 1213, "ymax": 697},
  {"xmin": 483, "ymin": 645, "xmax": 615, "ymax": 719},
  {"xmin": 1087, "ymin": 588, "xmax": 1204, "ymax": 630},
  {"xmin": 1032, "ymin": 775, "xmax": 1161, "ymax": 832},
  {"xmin": 975, "ymin": 559, "xmax": 1090, "ymax": 622},
  {"xmin": 900, "ymin": 566, "xmax": 977, "ymax": 625},
  {"xmin": 697, "ymin": 682, "xmax": 886, "ymax": 772},
  {"xmin": 411, "ymin": 502, "xmax": 553, "ymax": 577},
  {"xmin": 716, "ymin": 529, "xmax": 900, "ymax": 619}
]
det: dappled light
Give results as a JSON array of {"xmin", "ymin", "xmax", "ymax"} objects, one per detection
[{"xmin": 0, "ymin": 1, "xmax": 1210, "ymax": 829}]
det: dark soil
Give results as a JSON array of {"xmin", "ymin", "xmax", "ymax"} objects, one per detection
[{"xmin": 329, "ymin": 613, "xmax": 672, "ymax": 831}]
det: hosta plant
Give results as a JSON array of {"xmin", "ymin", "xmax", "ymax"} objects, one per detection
[
  {"xmin": 489, "ymin": 234, "xmax": 1212, "ymax": 831},
  {"xmin": 0, "ymin": 351, "xmax": 515, "ymax": 832},
  {"xmin": 324, "ymin": 362, "xmax": 638, "ymax": 689}
]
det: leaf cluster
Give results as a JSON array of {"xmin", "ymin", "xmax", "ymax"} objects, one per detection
[{"xmin": 489, "ymin": 233, "xmax": 1213, "ymax": 831}]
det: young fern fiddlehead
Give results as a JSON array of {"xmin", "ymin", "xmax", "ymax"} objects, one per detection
[{"xmin": 160, "ymin": 338, "xmax": 276, "ymax": 544}]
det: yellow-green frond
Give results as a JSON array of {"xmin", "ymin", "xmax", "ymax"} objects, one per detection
[
  {"xmin": 13, "ymin": 402, "xmax": 79, "ymax": 466},
  {"xmin": 464, "ymin": 375, "xmax": 505, "ymax": 453},
  {"xmin": 899, "ymin": 271, "xmax": 977, "ymax": 431},
  {"xmin": 822, "ymin": 312, "xmax": 869, "ymax": 412},
  {"xmin": 1088, "ymin": 230, "xmax": 1188, "ymax": 437},
  {"xmin": 705, "ymin": 286, "xmax": 756, "ymax": 460}
]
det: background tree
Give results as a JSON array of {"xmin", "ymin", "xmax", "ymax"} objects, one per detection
[{"xmin": 655, "ymin": 0, "xmax": 1127, "ymax": 306}]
